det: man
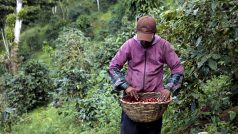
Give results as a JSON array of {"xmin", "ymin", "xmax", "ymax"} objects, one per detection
[{"xmin": 108, "ymin": 15, "xmax": 184, "ymax": 134}]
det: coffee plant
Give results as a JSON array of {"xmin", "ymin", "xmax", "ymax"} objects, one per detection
[{"xmin": 2, "ymin": 61, "xmax": 53, "ymax": 115}]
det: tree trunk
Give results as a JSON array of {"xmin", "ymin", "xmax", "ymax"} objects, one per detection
[
  {"xmin": 96, "ymin": 0, "xmax": 100, "ymax": 11},
  {"xmin": 10, "ymin": 0, "xmax": 23, "ymax": 74},
  {"xmin": 14, "ymin": 0, "xmax": 23, "ymax": 44}
]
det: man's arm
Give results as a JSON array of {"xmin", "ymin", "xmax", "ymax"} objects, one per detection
[
  {"xmin": 108, "ymin": 40, "xmax": 130, "ymax": 91},
  {"xmin": 163, "ymin": 40, "xmax": 184, "ymax": 93},
  {"xmin": 109, "ymin": 68, "xmax": 129, "ymax": 91},
  {"xmin": 165, "ymin": 73, "xmax": 183, "ymax": 92}
]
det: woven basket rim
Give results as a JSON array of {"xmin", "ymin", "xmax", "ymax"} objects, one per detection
[{"xmin": 120, "ymin": 92, "xmax": 172, "ymax": 105}]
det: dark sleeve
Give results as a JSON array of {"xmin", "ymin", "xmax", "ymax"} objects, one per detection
[
  {"xmin": 163, "ymin": 40, "xmax": 184, "ymax": 92},
  {"xmin": 108, "ymin": 40, "xmax": 131, "ymax": 91},
  {"xmin": 165, "ymin": 73, "xmax": 184, "ymax": 92}
]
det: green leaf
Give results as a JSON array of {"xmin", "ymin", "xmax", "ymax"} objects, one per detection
[
  {"xmin": 193, "ymin": 8, "xmax": 199, "ymax": 16},
  {"xmin": 196, "ymin": 36, "xmax": 202, "ymax": 47},
  {"xmin": 229, "ymin": 111, "xmax": 236, "ymax": 121},
  {"xmin": 208, "ymin": 59, "xmax": 217, "ymax": 71},
  {"xmin": 211, "ymin": 54, "xmax": 221, "ymax": 60},
  {"xmin": 191, "ymin": 93, "xmax": 199, "ymax": 99},
  {"xmin": 235, "ymin": 49, "xmax": 238, "ymax": 53},
  {"xmin": 211, "ymin": 1, "xmax": 217, "ymax": 12},
  {"xmin": 197, "ymin": 56, "xmax": 208, "ymax": 69}
]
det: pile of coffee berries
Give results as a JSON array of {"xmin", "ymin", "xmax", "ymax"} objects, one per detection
[{"xmin": 123, "ymin": 96, "xmax": 162, "ymax": 103}]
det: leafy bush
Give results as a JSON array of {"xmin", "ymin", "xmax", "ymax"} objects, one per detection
[
  {"xmin": 86, "ymin": 24, "xmax": 135, "ymax": 69},
  {"xmin": 147, "ymin": 1, "xmax": 238, "ymax": 132},
  {"xmin": 153, "ymin": 0, "xmax": 238, "ymax": 80},
  {"xmin": 51, "ymin": 27, "xmax": 90, "ymax": 120},
  {"xmin": 2, "ymin": 61, "xmax": 54, "ymax": 115},
  {"xmin": 49, "ymin": 23, "xmax": 129, "ymax": 133},
  {"xmin": 126, "ymin": 0, "xmax": 160, "ymax": 20},
  {"xmin": 52, "ymin": 68, "xmax": 120, "ymax": 133},
  {"xmin": 20, "ymin": 26, "xmax": 48, "ymax": 51},
  {"xmin": 53, "ymin": 68, "xmax": 88, "ymax": 108},
  {"xmin": 107, "ymin": 1, "xmax": 126, "ymax": 34},
  {"xmin": 199, "ymin": 76, "xmax": 231, "ymax": 115},
  {"xmin": 73, "ymin": 70, "xmax": 120, "ymax": 133},
  {"xmin": 77, "ymin": 94, "xmax": 120, "ymax": 134},
  {"xmin": 162, "ymin": 75, "xmax": 235, "ymax": 133},
  {"xmin": 76, "ymin": 15, "xmax": 93, "ymax": 37},
  {"xmin": 44, "ymin": 19, "xmax": 69, "ymax": 43},
  {"xmin": 53, "ymin": 27, "xmax": 90, "ymax": 70}
]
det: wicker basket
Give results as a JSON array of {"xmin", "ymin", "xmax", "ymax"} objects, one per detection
[{"xmin": 120, "ymin": 92, "xmax": 172, "ymax": 123}]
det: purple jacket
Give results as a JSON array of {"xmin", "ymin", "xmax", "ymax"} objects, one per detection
[{"xmin": 109, "ymin": 35, "xmax": 184, "ymax": 92}]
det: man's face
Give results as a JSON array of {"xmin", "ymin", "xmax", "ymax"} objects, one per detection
[{"xmin": 140, "ymin": 35, "xmax": 155, "ymax": 48}]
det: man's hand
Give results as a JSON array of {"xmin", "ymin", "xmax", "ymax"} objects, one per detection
[
  {"xmin": 159, "ymin": 89, "xmax": 171, "ymax": 102},
  {"xmin": 125, "ymin": 86, "xmax": 139, "ymax": 100}
]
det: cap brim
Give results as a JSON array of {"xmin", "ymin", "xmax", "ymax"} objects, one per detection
[{"xmin": 137, "ymin": 32, "xmax": 154, "ymax": 42}]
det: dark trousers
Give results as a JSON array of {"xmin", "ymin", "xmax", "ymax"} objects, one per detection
[{"xmin": 120, "ymin": 112, "xmax": 162, "ymax": 134}]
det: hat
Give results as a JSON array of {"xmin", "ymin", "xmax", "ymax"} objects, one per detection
[{"xmin": 136, "ymin": 16, "xmax": 157, "ymax": 42}]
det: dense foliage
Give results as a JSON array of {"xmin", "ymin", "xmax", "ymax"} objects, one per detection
[
  {"xmin": 2, "ymin": 61, "xmax": 53, "ymax": 115},
  {"xmin": 150, "ymin": 0, "xmax": 238, "ymax": 133}
]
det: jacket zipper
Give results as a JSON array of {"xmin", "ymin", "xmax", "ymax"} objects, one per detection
[{"xmin": 142, "ymin": 49, "xmax": 147, "ymax": 91}]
